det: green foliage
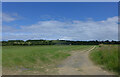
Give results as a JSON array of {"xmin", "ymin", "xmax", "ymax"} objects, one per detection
[
  {"xmin": 90, "ymin": 45, "xmax": 119, "ymax": 73},
  {"xmin": 3, "ymin": 40, "xmax": 119, "ymax": 46}
]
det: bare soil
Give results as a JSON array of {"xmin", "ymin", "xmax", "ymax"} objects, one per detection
[{"xmin": 57, "ymin": 46, "xmax": 114, "ymax": 75}]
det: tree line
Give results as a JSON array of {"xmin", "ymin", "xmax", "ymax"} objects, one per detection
[{"xmin": 1, "ymin": 39, "xmax": 120, "ymax": 46}]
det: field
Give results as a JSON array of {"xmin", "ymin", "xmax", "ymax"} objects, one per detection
[
  {"xmin": 3, "ymin": 45, "xmax": 92, "ymax": 75},
  {"xmin": 90, "ymin": 45, "xmax": 119, "ymax": 73},
  {"xmin": 3, "ymin": 45, "xmax": 118, "ymax": 75}
]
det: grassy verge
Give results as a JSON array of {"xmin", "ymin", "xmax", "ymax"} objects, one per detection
[
  {"xmin": 3, "ymin": 45, "xmax": 92, "ymax": 74},
  {"xmin": 90, "ymin": 45, "xmax": 119, "ymax": 73}
]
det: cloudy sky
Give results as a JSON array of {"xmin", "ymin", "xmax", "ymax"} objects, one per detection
[{"xmin": 2, "ymin": 2, "xmax": 118, "ymax": 41}]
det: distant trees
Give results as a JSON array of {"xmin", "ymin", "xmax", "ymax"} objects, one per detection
[{"xmin": 1, "ymin": 39, "xmax": 120, "ymax": 46}]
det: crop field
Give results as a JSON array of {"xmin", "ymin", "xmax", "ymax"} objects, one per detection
[
  {"xmin": 2, "ymin": 45, "xmax": 92, "ymax": 75},
  {"xmin": 90, "ymin": 45, "xmax": 119, "ymax": 73}
]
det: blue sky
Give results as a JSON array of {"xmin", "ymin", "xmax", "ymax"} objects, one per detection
[{"xmin": 2, "ymin": 2, "xmax": 118, "ymax": 41}]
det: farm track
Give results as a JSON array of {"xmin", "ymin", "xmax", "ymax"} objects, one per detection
[{"xmin": 57, "ymin": 46, "xmax": 114, "ymax": 75}]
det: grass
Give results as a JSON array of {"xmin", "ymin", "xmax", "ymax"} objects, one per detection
[
  {"xmin": 90, "ymin": 45, "xmax": 119, "ymax": 73},
  {"xmin": 3, "ymin": 45, "xmax": 92, "ymax": 74}
]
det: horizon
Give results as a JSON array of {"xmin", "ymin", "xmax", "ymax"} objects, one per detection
[
  {"xmin": 0, "ymin": 39, "xmax": 119, "ymax": 41},
  {"xmin": 2, "ymin": 2, "xmax": 118, "ymax": 41}
]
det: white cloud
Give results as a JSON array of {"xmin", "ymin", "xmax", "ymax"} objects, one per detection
[
  {"xmin": 2, "ymin": 13, "xmax": 18, "ymax": 22},
  {"xmin": 2, "ymin": 16, "xmax": 118, "ymax": 41}
]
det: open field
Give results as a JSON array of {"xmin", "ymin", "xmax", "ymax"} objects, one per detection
[
  {"xmin": 90, "ymin": 45, "xmax": 119, "ymax": 74},
  {"xmin": 3, "ymin": 45, "xmax": 92, "ymax": 75},
  {"xmin": 3, "ymin": 45, "xmax": 118, "ymax": 75}
]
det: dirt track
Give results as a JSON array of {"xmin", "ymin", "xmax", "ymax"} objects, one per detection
[{"xmin": 57, "ymin": 46, "xmax": 114, "ymax": 75}]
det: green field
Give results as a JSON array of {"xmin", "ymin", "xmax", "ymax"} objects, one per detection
[
  {"xmin": 3, "ymin": 45, "xmax": 92, "ymax": 74},
  {"xmin": 90, "ymin": 45, "xmax": 119, "ymax": 73}
]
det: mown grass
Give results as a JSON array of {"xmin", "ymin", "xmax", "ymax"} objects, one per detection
[
  {"xmin": 90, "ymin": 45, "xmax": 119, "ymax": 73},
  {"xmin": 3, "ymin": 45, "xmax": 92, "ymax": 74}
]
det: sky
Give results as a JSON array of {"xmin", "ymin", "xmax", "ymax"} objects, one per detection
[
  {"xmin": 2, "ymin": 2, "xmax": 118, "ymax": 41},
  {"xmin": 2, "ymin": 0, "xmax": 120, "ymax": 2}
]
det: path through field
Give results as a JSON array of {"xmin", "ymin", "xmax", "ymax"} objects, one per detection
[{"xmin": 57, "ymin": 46, "xmax": 114, "ymax": 75}]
